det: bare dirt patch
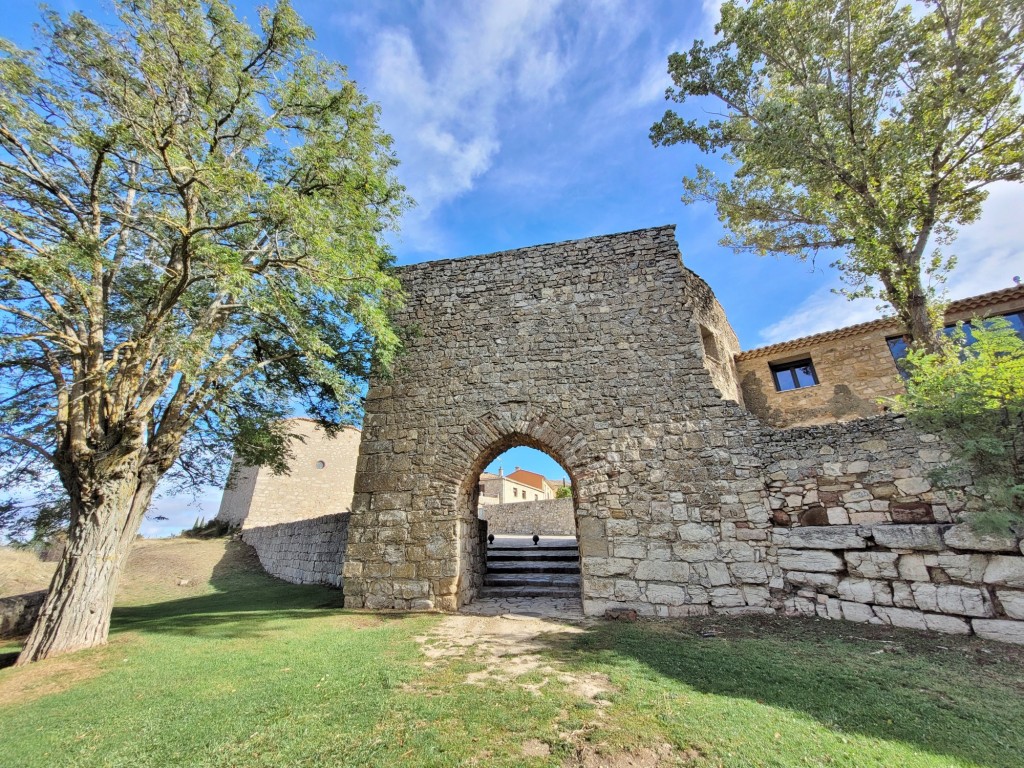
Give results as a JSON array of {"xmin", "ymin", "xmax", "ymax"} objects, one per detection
[{"xmin": 0, "ymin": 638, "xmax": 128, "ymax": 706}]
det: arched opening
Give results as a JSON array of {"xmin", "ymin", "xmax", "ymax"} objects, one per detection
[{"xmin": 456, "ymin": 433, "xmax": 581, "ymax": 608}]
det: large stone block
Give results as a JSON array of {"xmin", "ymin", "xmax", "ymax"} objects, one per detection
[
  {"xmin": 773, "ymin": 526, "xmax": 867, "ymax": 550},
  {"xmin": 972, "ymin": 619, "xmax": 1024, "ymax": 645},
  {"xmin": 983, "ymin": 556, "xmax": 1024, "ymax": 588},
  {"xmin": 845, "ymin": 551, "xmax": 899, "ymax": 580},
  {"xmin": 778, "ymin": 549, "xmax": 845, "ymax": 573},
  {"xmin": 784, "ymin": 571, "xmax": 839, "ymax": 595},
  {"xmin": 943, "ymin": 524, "xmax": 1018, "ymax": 552},
  {"xmin": 870, "ymin": 525, "xmax": 945, "ymax": 551},
  {"xmin": 910, "ymin": 583, "xmax": 992, "ymax": 617},
  {"xmin": 997, "ymin": 590, "xmax": 1024, "ymax": 620},
  {"xmin": 634, "ymin": 560, "xmax": 690, "ymax": 583}
]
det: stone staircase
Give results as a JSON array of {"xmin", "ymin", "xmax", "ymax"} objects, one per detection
[{"xmin": 480, "ymin": 539, "xmax": 581, "ymax": 599}]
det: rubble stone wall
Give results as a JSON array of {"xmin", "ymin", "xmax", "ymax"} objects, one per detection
[
  {"xmin": 759, "ymin": 416, "xmax": 964, "ymax": 528},
  {"xmin": 241, "ymin": 514, "xmax": 348, "ymax": 587},
  {"xmin": 478, "ymin": 498, "xmax": 575, "ymax": 536},
  {"xmin": 771, "ymin": 524, "xmax": 1024, "ymax": 645},
  {"xmin": 346, "ymin": 225, "xmax": 775, "ymax": 614}
]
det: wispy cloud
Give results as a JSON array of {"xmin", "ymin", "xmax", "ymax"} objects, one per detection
[
  {"xmin": 358, "ymin": 2, "xmax": 568, "ymax": 220},
  {"xmin": 755, "ymin": 182, "xmax": 1024, "ymax": 345}
]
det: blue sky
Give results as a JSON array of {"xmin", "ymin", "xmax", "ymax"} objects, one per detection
[{"xmin": 4, "ymin": 1, "xmax": 1021, "ymax": 535}]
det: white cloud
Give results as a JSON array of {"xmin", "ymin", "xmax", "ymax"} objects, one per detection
[
  {"xmin": 701, "ymin": 0, "xmax": 725, "ymax": 37},
  {"xmin": 362, "ymin": 0, "xmax": 569, "ymax": 224},
  {"xmin": 755, "ymin": 182, "xmax": 1024, "ymax": 345}
]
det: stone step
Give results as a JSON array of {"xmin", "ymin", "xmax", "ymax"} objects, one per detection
[
  {"xmin": 479, "ymin": 585, "xmax": 581, "ymax": 599},
  {"xmin": 485, "ymin": 561, "xmax": 581, "ymax": 574},
  {"xmin": 484, "ymin": 573, "xmax": 581, "ymax": 588},
  {"xmin": 486, "ymin": 549, "xmax": 579, "ymax": 561}
]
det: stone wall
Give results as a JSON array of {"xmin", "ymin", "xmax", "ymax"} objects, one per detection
[
  {"xmin": 478, "ymin": 498, "xmax": 575, "ymax": 536},
  {"xmin": 771, "ymin": 524, "xmax": 1024, "ymax": 645},
  {"xmin": 347, "ymin": 225, "xmax": 780, "ymax": 614},
  {"xmin": 0, "ymin": 590, "xmax": 45, "ymax": 638},
  {"xmin": 216, "ymin": 420, "xmax": 361, "ymax": 529},
  {"xmin": 241, "ymin": 513, "xmax": 349, "ymax": 587},
  {"xmin": 759, "ymin": 415, "xmax": 964, "ymax": 528}
]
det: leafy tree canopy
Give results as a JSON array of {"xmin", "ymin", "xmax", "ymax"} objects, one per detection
[
  {"xmin": 0, "ymin": 0, "xmax": 407, "ymax": 662},
  {"xmin": 651, "ymin": 0, "xmax": 1024, "ymax": 348},
  {"xmin": 893, "ymin": 318, "xmax": 1024, "ymax": 531}
]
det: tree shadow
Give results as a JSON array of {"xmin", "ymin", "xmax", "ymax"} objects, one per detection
[
  {"xmin": 110, "ymin": 538, "xmax": 364, "ymax": 640},
  {"xmin": 538, "ymin": 614, "xmax": 1024, "ymax": 768}
]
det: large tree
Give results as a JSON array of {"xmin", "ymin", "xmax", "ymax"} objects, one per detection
[
  {"xmin": 651, "ymin": 0, "xmax": 1024, "ymax": 348},
  {"xmin": 0, "ymin": 0, "xmax": 407, "ymax": 664}
]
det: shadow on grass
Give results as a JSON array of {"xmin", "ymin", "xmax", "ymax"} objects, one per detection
[
  {"xmin": 540, "ymin": 614, "xmax": 1024, "ymax": 768},
  {"xmin": 111, "ymin": 539, "xmax": 353, "ymax": 640}
]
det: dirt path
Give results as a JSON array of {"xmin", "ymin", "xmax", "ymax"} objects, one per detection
[{"xmin": 413, "ymin": 603, "xmax": 689, "ymax": 767}]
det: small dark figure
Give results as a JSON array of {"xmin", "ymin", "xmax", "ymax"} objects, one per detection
[
  {"xmin": 487, "ymin": 533, "xmax": 494, "ymax": 545},
  {"xmin": 532, "ymin": 533, "xmax": 539, "ymax": 546}
]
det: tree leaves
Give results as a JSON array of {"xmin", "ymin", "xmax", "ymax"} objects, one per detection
[{"xmin": 652, "ymin": 0, "xmax": 1024, "ymax": 346}]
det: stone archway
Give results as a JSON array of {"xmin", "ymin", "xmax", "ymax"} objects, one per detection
[
  {"xmin": 343, "ymin": 225, "xmax": 772, "ymax": 616},
  {"xmin": 449, "ymin": 408, "xmax": 607, "ymax": 607}
]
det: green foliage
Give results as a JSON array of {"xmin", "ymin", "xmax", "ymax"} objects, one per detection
[
  {"xmin": 651, "ymin": 0, "xmax": 1024, "ymax": 345},
  {"xmin": 2, "ymin": 557, "xmax": 1024, "ymax": 766},
  {"xmin": 182, "ymin": 517, "xmax": 236, "ymax": 539},
  {"xmin": 893, "ymin": 318, "xmax": 1024, "ymax": 530},
  {"xmin": 0, "ymin": 0, "xmax": 409, "ymax": 530},
  {"xmin": 555, "ymin": 485, "xmax": 572, "ymax": 499}
]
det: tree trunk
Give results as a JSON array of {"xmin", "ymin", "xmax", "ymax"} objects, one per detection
[
  {"xmin": 15, "ymin": 469, "xmax": 157, "ymax": 665},
  {"xmin": 903, "ymin": 279, "xmax": 942, "ymax": 353}
]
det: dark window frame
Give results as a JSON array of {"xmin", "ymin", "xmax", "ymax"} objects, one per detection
[
  {"xmin": 886, "ymin": 311, "xmax": 1024, "ymax": 378},
  {"xmin": 769, "ymin": 358, "xmax": 819, "ymax": 392}
]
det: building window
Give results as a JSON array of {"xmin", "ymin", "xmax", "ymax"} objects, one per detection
[
  {"xmin": 513, "ymin": 488, "xmax": 518, "ymax": 497},
  {"xmin": 887, "ymin": 312, "xmax": 1024, "ymax": 378},
  {"xmin": 770, "ymin": 358, "xmax": 818, "ymax": 391},
  {"xmin": 315, "ymin": 460, "xmax": 326, "ymax": 469},
  {"xmin": 535, "ymin": 494, "xmax": 539, "ymax": 500}
]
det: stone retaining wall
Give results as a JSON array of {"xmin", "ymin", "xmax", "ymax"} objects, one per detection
[
  {"xmin": 771, "ymin": 524, "xmax": 1024, "ymax": 644},
  {"xmin": 478, "ymin": 498, "xmax": 575, "ymax": 536},
  {"xmin": 0, "ymin": 590, "xmax": 45, "ymax": 638},
  {"xmin": 759, "ymin": 416, "xmax": 965, "ymax": 528},
  {"xmin": 241, "ymin": 514, "xmax": 348, "ymax": 587}
]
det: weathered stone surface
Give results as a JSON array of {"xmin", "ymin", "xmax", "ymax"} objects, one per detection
[
  {"xmin": 972, "ymin": 619, "xmax": 1024, "ymax": 645},
  {"xmin": 897, "ymin": 554, "xmax": 931, "ymax": 582},
  {"xmin": 784, "ymin": 571, "xmax": 839, "ymax": 595},
  {"xmin": 870, "ymin": 525, "xmax": 945, "ymax": 551},
  {"xmin": 910, "ymin": 583, "xmax": 992, "ymax": 617},
  {"xmin": 845, "ymin": 551, "xmax": 899, "ymax": 580},
  {"xmin": 873, "ymin": 606, "xmax": 970, "ymax": 634},
  {"xmin": 778, "ymin": 549, "xmax": 845, "ymax": 572},
  {"xmin": 242, "ymin": 513, "xmax": 348, "ymax": 587},
  {"xmin": 997, "ymin": 590, "xmax": 1024, "ymax": 620},
  {"xmin": 936, "ymin": 554, "xmax": 988, "ymax": 583},
  {"xmin": 0, "ymin": 590, "xmax": 45, "ymax": 638},
  {"xmin": 983, "ymin": 556, "xmax": 1024, "ymax": 588},
  {"xmin": 943, "ymin": 524, "xmax": 1019, "ymax": 553},
  {"xmin": 838, "ymin": 578, "xmax": 893, "ymax": 606},
  {"xmin": 773, "ymin": 526, "xmax": 867, "ymax": 550},
  {"xmin": 634, "ymin": 560, "xmax": 690, "ymax": 583}
]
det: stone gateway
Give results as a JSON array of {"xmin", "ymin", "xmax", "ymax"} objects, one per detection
[{"xmin": 221, "ymin": 225, "xmax": 1024, "ymax": 643}]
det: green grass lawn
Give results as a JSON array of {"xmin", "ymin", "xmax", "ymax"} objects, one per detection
[{"xmin": 2, "ymin": 542, "xmax": 1022, "ymax": 767}]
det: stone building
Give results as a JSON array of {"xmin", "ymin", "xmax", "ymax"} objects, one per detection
[
  {"xmin": 218, "ymin": 226, "xmax": 1024, "ymax": 644},
  {"xmin": 478, "ymin": 467, "xmax": 567, "ymax": 505},
  {"xmin": 736, "ymin": 285, "xmax": 1024, "ymax": 427}
]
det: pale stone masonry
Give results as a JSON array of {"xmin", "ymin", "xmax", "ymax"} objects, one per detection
[
  {"xmin": 216, "ymin": 419, "xmax": 360, "ymax": 585},
  {"xmin": 478, "ymin": 498, "xmax": 575, "ymax": 537},
  {"xmin": 219, "ymin": 225, "xmax": 1024, "ymax": 644}
]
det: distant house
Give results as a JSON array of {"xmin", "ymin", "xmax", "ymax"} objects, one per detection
[{"xmin": 477, "ymin": 466, "xmax": 569, "ymax": 506}]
